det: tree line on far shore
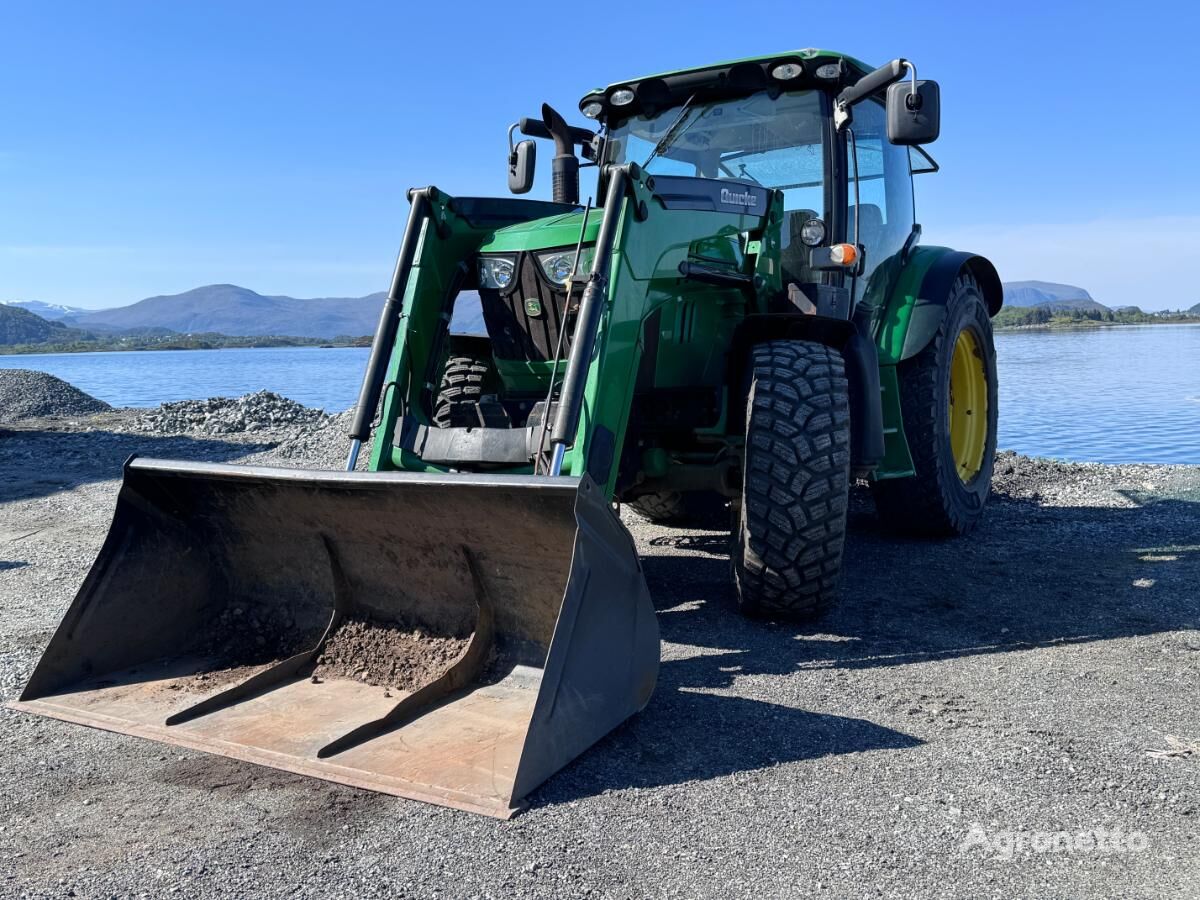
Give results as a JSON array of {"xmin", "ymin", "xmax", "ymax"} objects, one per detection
[{"xmin": 993, "ymin": 305, "xmax": 1200, "ymax": 329}]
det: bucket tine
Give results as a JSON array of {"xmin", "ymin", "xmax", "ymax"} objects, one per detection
[{"xmin": 318, "ymin": 546, "xmax": 495, "ymax": 759}]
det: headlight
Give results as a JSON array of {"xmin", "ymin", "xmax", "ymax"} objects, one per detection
[
  {"xmin": 799, "ymin": 218, "xmax": 826, "ymax": 247},
  {"xmin": 771, "ymin": 62, "xmax": 803, "ymax": 81},
  {"xmin": 609, "ymin": 87, "xmax": 635, "ymax": 106},
  {"xmin": 477, "ymin": 255, "xmax": 515, "ymax": 289},
  {"xmin": 536, "ymin": 246, "xmax": 595, "ymax": 285}
]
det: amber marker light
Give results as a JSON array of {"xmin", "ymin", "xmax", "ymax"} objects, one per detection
[{"xmin": 829, "ymin": 243, "xmax": 858, "ymax": 266}]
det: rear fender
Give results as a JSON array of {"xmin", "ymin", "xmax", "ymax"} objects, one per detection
[
  {"xmin": 876, "ymin": 246, "xmax": 1002, "ymax": 365},
  {"xmin": 868, "ymin": 246, "xmax": 1001, "ymax": 481}
]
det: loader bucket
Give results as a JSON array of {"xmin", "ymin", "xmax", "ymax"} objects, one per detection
[{"xmin": 11, "ymin": 459, "xmax": 659, "ymax": 818}]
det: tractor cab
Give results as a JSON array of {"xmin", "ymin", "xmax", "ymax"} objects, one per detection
[{"xmin": 494, "ymin": 50, "xmax": 942, "ymax": 331}]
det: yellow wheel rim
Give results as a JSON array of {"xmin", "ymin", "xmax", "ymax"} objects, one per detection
[{"xmin": 948, "ymin": 327, "xmax": 989, "ymax": 482}]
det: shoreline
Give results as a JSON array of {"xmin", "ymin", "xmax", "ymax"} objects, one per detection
[
  {"xmin": 3, "ymin": 320, "xmax": 1199, "ymax": 353},
  {"xmin": 996, "ymin": 319, "xmax": 1200, "ymax": 333},
  {"xmin": 0, "ymin": 338, "xmax": 370, "ymax": 357}
]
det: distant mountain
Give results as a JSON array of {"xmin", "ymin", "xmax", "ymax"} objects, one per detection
[
  {"xmin": 1, "ymin": 299, "xmax": 90, "ymax": 320},
  {"xmin": 62, "ymin": 284, "xmax": 486, "ymax": 340},
  {"xmin": 60, "ymin": 284, "xmax": 381, "ymax": 339},
  {"xmin": 1002, "ymin": 281, "xmax": 1109, "ymax": 313},
  {"xmin": 1189, "ymin": 301, "xmax": 1200, "ymax": 315},
  {"xmin": 0, "ymin": 304, "xmax": 88, "ymax": 345}
]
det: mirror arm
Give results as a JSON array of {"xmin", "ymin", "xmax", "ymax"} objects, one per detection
[
  {"xmin": 834, "ymin": 58, "xmax": 910, "ymax": 130},
  {"xmin": 507, "ymin": 123, "xmax": 520, "ymax": 166}
]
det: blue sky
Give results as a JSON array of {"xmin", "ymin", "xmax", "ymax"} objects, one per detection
[{"xmin": 3, "ymin": 0, "xmax": 1198, "ymax": 310}]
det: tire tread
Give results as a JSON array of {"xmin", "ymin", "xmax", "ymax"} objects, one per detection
[{"xmin": 736, "ymin": 340, "xmax": 851, "ymax": 619}]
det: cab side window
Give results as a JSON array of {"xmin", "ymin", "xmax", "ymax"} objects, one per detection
[{"xmin": 847, "ymin": 99, "xmax": 915, "ymax": 307}]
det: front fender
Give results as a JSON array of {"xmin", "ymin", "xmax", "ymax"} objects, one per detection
[{"xmin": 876, "ymin": 246, "xmax": 1002, "ymax": 365}]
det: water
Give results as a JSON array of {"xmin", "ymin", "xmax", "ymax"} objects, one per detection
[
  {"xmin": 1, "ymin": 346, "xmax": 370, "ymax": 412},
  {"xmin": 995, "ymin": 325, "xmax": 1200, "ymax": 464},
  {"xmin": 4, "ymin": 325, "xmax": 1199, "ymax": 464}
]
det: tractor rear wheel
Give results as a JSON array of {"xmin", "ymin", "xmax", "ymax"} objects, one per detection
[
  {"xmin": 628, "ymin": 490, "xmax": 727, "ymax": 527},
  {"xmin": 870, "ymin": 272, "xmax": 998, "ymax": 536},
  {"xmin": 734, "ymin": 340, "xmax": 851, "ymax": 620}
]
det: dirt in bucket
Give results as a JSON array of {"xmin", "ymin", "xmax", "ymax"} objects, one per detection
[
  {"xmin": 171, "ymin": 600, "xmax": 327, "ymax": 695},
  {"xmin": 313, "ymin": 615, "xmax": 471, "ymax": 691}
]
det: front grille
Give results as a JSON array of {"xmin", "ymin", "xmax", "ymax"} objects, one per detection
[{"xmin": 478, "ymin": 254, "xmax": 579, "ymax": 362}]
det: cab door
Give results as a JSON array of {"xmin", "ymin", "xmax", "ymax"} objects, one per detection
[{"xmin": 845, "ymin": 98, "xmax": 916, "ymax": 314}]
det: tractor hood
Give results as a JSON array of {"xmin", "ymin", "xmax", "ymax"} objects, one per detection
[{"xmin": 478, "ymin": 209, "xmax": 602, "ymax": 254}]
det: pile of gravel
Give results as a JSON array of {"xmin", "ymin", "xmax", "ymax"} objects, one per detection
[
  {"xmin": 130, "ymin": 391, "xmax": 328, "ymax": 435},
  {"xmin": 269, "ymin": 408, "xmax": 374, "ymax": 470},
  {"xmin": 0, "ymin": 368, "xmax": 111, "ymax": 423}
]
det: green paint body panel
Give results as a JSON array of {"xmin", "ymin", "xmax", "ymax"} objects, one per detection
[
  {"xmin": 480, "ymin": 212, "xmax": 601, "ymax": 253},
  {"xmin": 874, "ymin": 365, "xmax": 915, "ymax": 479}
]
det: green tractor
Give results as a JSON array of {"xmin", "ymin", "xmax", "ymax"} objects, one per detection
[{"xmin": 14, "ymin": 50, "xmax": 1000, "ymax": 817}]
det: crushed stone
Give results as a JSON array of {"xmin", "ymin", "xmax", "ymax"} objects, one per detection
[
  {"xmin": 0, "ymin": 368, "xmax": 111, "ymax": 422},
  {"xmin": 130, "ymin": 390, "xmax": 328, "ymax": 435}
]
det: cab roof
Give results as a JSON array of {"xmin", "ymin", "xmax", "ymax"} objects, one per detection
[{"xmin": 578, "ymin": 49, "xmax": 874, "ymax": 122}]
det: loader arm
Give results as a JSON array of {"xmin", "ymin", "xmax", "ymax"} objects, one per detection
[{"xmin": 366, "ymin": 168, "xmax": 783, "ymax": 497}]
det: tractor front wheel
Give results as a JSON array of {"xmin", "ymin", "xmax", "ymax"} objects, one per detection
[
  {"xmin": 871, "ymin": 272, "xmax": 998, "ymax": 536},
  {"xmin": 734, "ymin": 340, "xmax": 851, "ymax": 620},
  {"xmin": 432, "ymin": 355, "xmax": 494, "ymax": 428}
]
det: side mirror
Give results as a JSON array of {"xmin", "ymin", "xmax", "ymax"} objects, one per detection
[
  {"xmin": 887, "ymin": 79, "xmax": 940, "ymax": 145},
  {"xmin": 508, "ymin": 139, "xmax": 536, "ymax": 194}
]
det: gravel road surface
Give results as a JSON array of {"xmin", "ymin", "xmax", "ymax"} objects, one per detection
[{"xmin": 1, "ymin": 399, "xmax": 1196, "ymax": 898}]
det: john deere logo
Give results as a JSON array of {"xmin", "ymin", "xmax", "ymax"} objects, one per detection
[
  {"xmin": 525, "ymin": 298, "xmax": 543, "ymax": 317},
  {"xmin": 720, "ymin": 187, "xmax": 759, "ymax": 208}
]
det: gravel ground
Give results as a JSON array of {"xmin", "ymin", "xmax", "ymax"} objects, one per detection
[{"xmin": 0, "ymin": 389, "xmax": 1197, "ymax": 898}]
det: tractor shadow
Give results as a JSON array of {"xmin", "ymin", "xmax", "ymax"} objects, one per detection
[
  {"xmin": 532, "ymin": 484, "xmax": 1199, "ymax": 807},
  {"xmin": 642, "ymin": 485, "xmax": 1200, "ymax": 676},
  {"xmin": 0, "ymin": 426, "xmax": 275, "ymax": 504}
]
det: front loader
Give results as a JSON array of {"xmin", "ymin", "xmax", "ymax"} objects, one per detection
[{"xmin": 13, "ymin": 50, "xmax": 1001, "ymax": 817}]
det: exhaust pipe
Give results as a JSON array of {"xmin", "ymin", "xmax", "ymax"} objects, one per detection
[{"xmin": 541, "ymin": 103, "xmax": 580, "ymax": 206}]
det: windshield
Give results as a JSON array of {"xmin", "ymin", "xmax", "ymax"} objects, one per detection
[{"xmin": 605, "ymin": 90, "xmax": 827, "ymax": 215}]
